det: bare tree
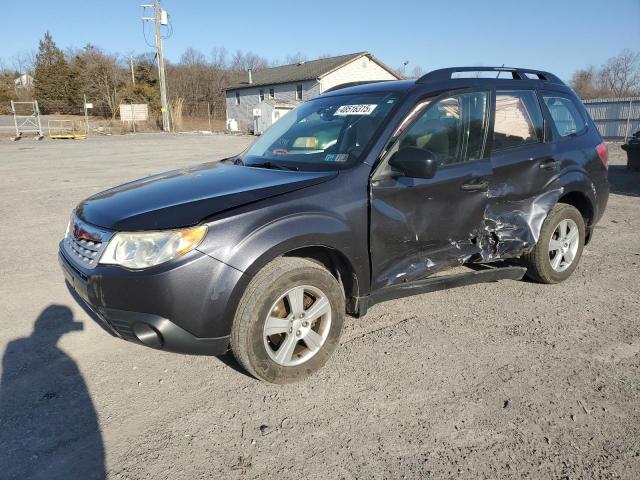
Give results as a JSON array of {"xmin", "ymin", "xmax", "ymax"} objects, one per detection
[
  {"xmin": 284, "ymin": 52, "xmax": 308, "ymax": 65},
  {"xmin": 210, "ymin": 47, "xmax": 228, "ymax": 69},
  {"xmin": 597, "ymin": 49, "xmax": 640, "ymax": 97},
  {"xmin": 70, "ymin": 44, "xmax": 127, "ymax": 117},
  {"xmin": 166, "ymin": 47, "xmax": 232, "ymax": 119},
  {"xmin": 170, "ymin": 47, "xmax": 210, "ymax": 108},
  {"xmin": 244, "ymin": 51, "xmax": 270, "ymax": 70},
  {"xmin": 180, "ymin": 47, "xmax": 207, "ymax": 66},
  {"xmin": 229, "ymin": 50, "xmax": 269, "ymax": 71},
  {"xmin": 570, "ymin": 66, "xmax": 603, "ymax": 99},
  {"xmin": 569, "ymin": 49, "xmax": 640, "ymax": 99},
  {"xmin": 409, "ymin": 65, "xmax": 426, "ymax": 79},
  {"xmin": 12, "ymin": 50, "xmax": 37, "ymax": 76}
]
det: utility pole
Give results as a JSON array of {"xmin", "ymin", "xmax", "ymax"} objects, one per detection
[
  {"xmin": 142, "ymin": 1, "xmax": 170, "ymax": 132},
  {"xmin": 130, "ymin": 55, "xmax": 136, "ymax": 85},
  {"xmin": 83, "ymin": 94, "xmax": 90, "ymax": 136}
]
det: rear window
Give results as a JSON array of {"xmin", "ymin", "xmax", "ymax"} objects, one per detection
[
  {"xmin": 493, "ymin": 90, "xmax": 543, "ymax": 150},
  {"xmin": 543, "ymin": 94, "xmax": 586, "ymax": 137}
]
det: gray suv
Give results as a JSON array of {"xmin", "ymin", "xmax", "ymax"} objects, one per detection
[{"xmin": 60, "ymin": 67, "xmax": 609, "ymax": 383}]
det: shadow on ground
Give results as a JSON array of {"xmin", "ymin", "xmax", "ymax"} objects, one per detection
[
  {"xmin": 215, "ymin": 351, "xmax": 254, "ymax": 379},
  {"xmin": 608, "ymin": 165, "xmax": 640, "ymax": 197},
  {"xmin": 0, "ymin": 305, "xmax": 105, "ymax": 480}
]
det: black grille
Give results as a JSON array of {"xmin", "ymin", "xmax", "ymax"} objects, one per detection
[
  {"xmin": 62, "ymin": 216, "xmax": 112, "ymax": 269},
  {"xmin": 66, "ymin": 236, "xmax": 105, "ymax": 268}
]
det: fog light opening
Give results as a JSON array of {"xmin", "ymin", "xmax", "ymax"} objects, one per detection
[{"xmin": 132, "ymin": 322, "xmax": 164, "ymax": 349}]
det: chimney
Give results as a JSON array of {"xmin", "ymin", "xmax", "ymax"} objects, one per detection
[{"xmin": 248, "ymin": 69, "xmax": 253, "ymax": 85}]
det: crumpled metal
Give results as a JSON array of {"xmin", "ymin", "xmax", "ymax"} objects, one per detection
[{"xmin": 481, "ymin": 188, "xmax": 564, "ymax": 259}]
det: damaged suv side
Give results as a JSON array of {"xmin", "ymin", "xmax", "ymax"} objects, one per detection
[{"xmin": 60, "ymin": 67, "xmax": 608, "ymax": 383}]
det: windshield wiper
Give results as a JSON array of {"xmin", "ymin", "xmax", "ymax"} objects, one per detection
[{"xmin": 246, "ymin": 161, "xmax": 299, "ymax": 171}]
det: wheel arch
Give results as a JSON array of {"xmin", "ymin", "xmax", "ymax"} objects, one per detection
[
  {"xmin": 557, "ymin": 171, "xmax": 598, "ymax": 244},
  {"xmin": 558, "ymin": 190, "xmax": 595, "ymax": 243},
  {"xmin": 282, "ymin": 245, "xmax": 361, "ymax": 316},
  {"xmin": 238, "ymin": 240, "xmax": 363, "ymax": 317},
  {"xmin": 201, "ymin": 210, "xmax": 370, "ymax": 335}
]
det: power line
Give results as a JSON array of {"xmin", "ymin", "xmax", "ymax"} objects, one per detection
[
  {"xmin": 141, "ymin": 20, "xmax": 156, "ymax": 48},
  {"xmin": 162, "ymin": 19, "xmax": 174, "ymax": 39}
]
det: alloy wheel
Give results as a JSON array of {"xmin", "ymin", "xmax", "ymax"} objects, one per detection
[
  {"xmin": 262, "ymin": 285, "xmax": 332, "ymax": 367},
  {"xmin": 548, "ymin": 218, "xmax": 580, "ymax": 272}
]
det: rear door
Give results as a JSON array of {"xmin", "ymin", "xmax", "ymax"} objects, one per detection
[
  {"xmin": 487, "ymin": 89, "xmax": 561, "ymax": 256},
  {"xmin": 369, "ymin": 89, "xmax": 492, "ymax": 290}
]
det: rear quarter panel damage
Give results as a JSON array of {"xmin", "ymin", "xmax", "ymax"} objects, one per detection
[{"xmin": 482, "ymin": 188, "xmax": 564, "ymax": 259}]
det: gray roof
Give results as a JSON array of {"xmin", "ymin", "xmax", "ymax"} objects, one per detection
[{"xmin": 226, "ymin": 52, "xmax": 399, "ymax": 90}]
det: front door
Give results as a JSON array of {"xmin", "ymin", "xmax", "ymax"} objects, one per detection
[{"xmin": 370, "ymin": 90, "xmax": 493, "ymax": 290}]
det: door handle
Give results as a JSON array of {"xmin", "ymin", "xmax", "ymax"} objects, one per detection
[
  {"xmin": 460, "ymin": 180, "xmax": 489, "ymax": 192},
  {"xmin": 539, "ymin": 158, "xmax": 558, "ymax": 170}
]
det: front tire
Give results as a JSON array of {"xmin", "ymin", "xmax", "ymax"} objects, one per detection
[
  {"xmin": 523, "ymin": 203, "xmax": 585, "ymax": 284},
  {"xmin": 230, "ymin": 257, "xmax": 345, "ymax": 383}
]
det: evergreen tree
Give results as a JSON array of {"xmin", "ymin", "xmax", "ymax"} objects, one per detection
[
  {"xmin": 0, "ymin": 72, "xmax": 14, "ymax": 114},
  {"xmin": 33, "ymin": 32, "xmax": 78, "ymax": 113}
]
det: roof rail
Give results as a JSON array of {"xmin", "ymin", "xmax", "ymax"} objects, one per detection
[
  {"xmin": 323, "ymin": 80, "xmax": 391, "ymax": 93},
  {"xmin": 416, "ymin": 67, "xmax": 564, "ymax": 85}
]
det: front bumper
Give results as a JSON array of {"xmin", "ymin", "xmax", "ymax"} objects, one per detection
[{"xmin": 59, "ymin": 244, "xmax": 244, "ymax": 355}]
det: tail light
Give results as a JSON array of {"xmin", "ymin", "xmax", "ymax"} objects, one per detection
[{"xmin": 595, "ymin": 142, "xmax": 608, "ymax": 169}]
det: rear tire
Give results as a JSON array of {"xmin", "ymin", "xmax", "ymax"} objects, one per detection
[
  {"xmin": 230, "ymin": 257, "xmax": 345, "ymax": 384},
  {"xmin": 523, "ymin": 203, "xmax": 585, "ymax": 284}
]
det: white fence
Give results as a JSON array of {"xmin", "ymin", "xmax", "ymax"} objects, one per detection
[{"xmin": 583, "ymin": 97, "xmax": 640, "ymax": 140}]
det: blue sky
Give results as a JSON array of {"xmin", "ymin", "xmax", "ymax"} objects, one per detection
[{"xmin": 2, "ymin": 0, "xmax": 639, "ymax": 80}]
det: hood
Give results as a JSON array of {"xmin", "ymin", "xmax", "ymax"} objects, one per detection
[{"xmin": 75, "ymin": 162, "xmax": 337, "ymax": 230}]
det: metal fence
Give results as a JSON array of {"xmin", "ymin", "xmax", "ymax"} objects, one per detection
[
  {"xmin": 2, "ymin": 96, "xmax": 228, "ymax": 137},
  {"xmin": 583, "ymin": 97, "xmax": 640, "ymax": 141},
  {"xmin": 170, "ymin": 101, "xmax": 225, "ymax": 133}
]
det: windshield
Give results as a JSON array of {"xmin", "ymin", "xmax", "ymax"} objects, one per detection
[{"xmin": 240, "ymin": 92, "xmax": 399, "ymax": 171}]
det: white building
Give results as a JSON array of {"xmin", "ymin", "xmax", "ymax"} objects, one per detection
[
  {"xmin": 225, "ymin": 52, "xmax": 402, "ymax": 132},
  {"xmin": 14, "ymin": 74, "xmax": 34, "ymax": 88}
]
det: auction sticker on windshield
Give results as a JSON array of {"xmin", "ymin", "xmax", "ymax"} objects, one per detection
[
  {"xmin": 324, "ymin": 153, "xmax": 349, "ymax": 163},
  {"xmin": 334, "ymin": 104, "xmax": 378, "ymax": 116}
]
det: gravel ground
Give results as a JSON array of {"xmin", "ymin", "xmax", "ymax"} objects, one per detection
[{"xmin": 0, "ymin": 134, "xmax": 638, "ymax": 479}]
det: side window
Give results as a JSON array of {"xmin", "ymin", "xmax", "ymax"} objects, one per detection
[
  {"xmin": 493, "ymin": 90, "xmax": 543, "ymax": 150},
  {"xmin": 543, "ymin": 94, "xmax": 586, "ymax": 137},
  {"xmin": 399, "ymin": 91, "xmax": 489, "ymax": 166}
]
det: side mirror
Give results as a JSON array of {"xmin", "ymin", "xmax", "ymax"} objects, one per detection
[{"xmin": 388, "ymin": 147, "xmax": 439, "ymax": 179}]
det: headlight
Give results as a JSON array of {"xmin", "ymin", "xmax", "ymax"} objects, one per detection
[{"xmin": 99, "ymin": 225, "xmax": 208, "ymax": 269}]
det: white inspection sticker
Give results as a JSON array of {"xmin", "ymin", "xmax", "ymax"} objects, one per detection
[{"xmin": 334, "ymin": 104, "xmax": 378, "ymax": 116}]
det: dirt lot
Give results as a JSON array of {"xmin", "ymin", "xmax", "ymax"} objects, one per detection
[{"xmin": 0, "ymin": 134, "xmax": 638, "ymax": 480}]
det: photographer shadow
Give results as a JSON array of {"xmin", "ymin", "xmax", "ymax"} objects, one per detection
[{"xmin": 0, "ymin": 305, "xmax": 106, "ymax": 480}]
